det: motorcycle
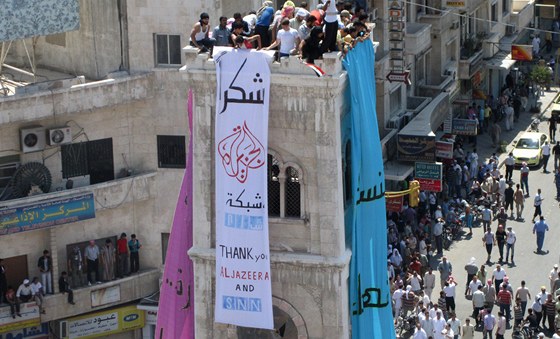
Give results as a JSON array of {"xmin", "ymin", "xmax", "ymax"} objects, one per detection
[{"xmin": 530, "ymin": 117, "xmax": 540, "ymax": 132}]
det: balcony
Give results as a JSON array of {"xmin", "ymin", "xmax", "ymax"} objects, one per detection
[
  {"xmin": 405, "ymin": 23, "xmax": 432, "ymax": 56},
  {"xmin": 511, "ymin": 0, "xmax": 535, "ymax": 31},
  {"xmin": 0, "ymin": 269, "xmax": 160, "ymax": 324},
  {"xmin": 0, "ymin": 72, "xmax": 154, "ymax": 125},
  {"xmin": 418, "ymin": 74, "xmax": 455, "ymax": 98},
  {"xmin": 418, "ymin": 9, "xmax": 452, "ymax": 32},
  {"xmin": 458, "ymin": 49, "xmax": 484, "ymax": 80}
]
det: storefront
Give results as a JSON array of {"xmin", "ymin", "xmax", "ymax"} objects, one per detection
[{"xmin": 485, "ymin": 51, "xmax": 517, "ymax": 99}]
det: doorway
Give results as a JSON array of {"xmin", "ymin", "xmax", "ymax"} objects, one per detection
[{"xmin": 3, "ymin": 255, "xmax": 28, "ymax": 289}]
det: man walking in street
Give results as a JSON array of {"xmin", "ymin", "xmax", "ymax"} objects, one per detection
[
  {"xmin": 543, "ymin": 141, "xmax": 552, "ymax": 173},
  {"xmin": 516, "ymin": 280, "xmax": 532, "ymax": 317},
  {"xmin": 520, "ymin": 162, "xmax": 530, "ymax": 197},
  {"xmin": 505, "ymin": 153, "xmax": 515, "ymax": 182},
  {"xmin": 473, "ymin": 285, "xmax": 486, "ymax": 327},
  {"xmin": 465, "ymin": 257, "xmax": 479, "ymax": 296},
  {"xmin": 533, "ymin": 216, "xmax": 550, "ymax": 254},
  {"xmin": 532, "ymin": 188, "xmax": 544, "ymax": 223},
  {"xmin": 553, "ymin": 141, "xmax": 560, "ymax": 170},
  {"xmin": 493, "ymin": 265, "xmax": 507, "ymax": 291},
  {"xmin": 438, "ymin": 257, "xmax": 453, "ymax": 290},
  {"xmin": 481, "ymin": 205, "xmax": 493, "ymax": 232},
  {"xmin": 514, "ymin": 184, "xmax": 525, "ymax": 220},
  {"xmin": 505, "ymin": 226, "xmax": 516, "ymax": 264},
  {"xmin": 497, "ymin": 285, "xmax": 512, "ymax": 325},
  {"xmin": 483, "ymin": 310, "xmax": 496, "ymax": 339},
  {"xmin": 504, "ymin": 183, "xmax": 514, "ymax": 217},
  {"xmin": 483, "ymin": 228, "xmax": 496, "ymax": 263},
  {"xmin": 434, "ymin": 218, "xmax": 444, "ymax": 256},
  {"xmin": 424, "ymin": 267, "xmax": 436, "ymax": 301}
]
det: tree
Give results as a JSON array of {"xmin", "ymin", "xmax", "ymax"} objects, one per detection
[{"xmin": 530, "ymin": 65, "xmax": 552, "ymax": 87}]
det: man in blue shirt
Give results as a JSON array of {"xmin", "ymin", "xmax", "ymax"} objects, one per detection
[
  {"xmin": 533, "ymin": 216, "xmax": 549, "ymax": 253},
  {"xmin": 213, "ymin": 16, "xmax": 231, "ymax": 47}
]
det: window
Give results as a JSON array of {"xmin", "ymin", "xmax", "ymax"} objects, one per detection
[
  {"xmin": 502, "ymin": 0, "xmax": 508, "ymax": 15},
  {"xmin": 161, "ymin": 233, "xmax": 170, "ymax": 264},
  {"xmin": 157, "ymin": 135, "xmax": 186, "ymax": 169},
  {"xmin": 285, "ymin": 167, "xmax": 301, "ymax": 218},
  {"xmin": 416, "ymin": 54, "xmax": 425, "ymax": 82},
  {"xmin": 268, "ymin": 154, "xmax": 281, "ymax": 217},
  {"xmin": 0, "ymin": 155, "xmax": 20, "ymax": 194},
  {"xmin": 154, "ymin": 34, "xmax": 181, "ymax": 66},
  {"xmin": 61, "ymin": 138, "xmax": 115, "ymax": 184},
  {"xmin": 267, "ymin": 152, "xmax": 304, "ymax": 219},
  {"xmin": 390, "ymin": 88, "xmax": 401, "ymax": 114},
  {"xmin": 491, "ymin": 2, "xmax": 497, "ymax": 23}
]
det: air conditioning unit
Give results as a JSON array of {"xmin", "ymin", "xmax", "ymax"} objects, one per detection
[
  {"xmin": 444, "ymin": 67, "xmax": 457, "ymax": 80},
  {"xmin": 506, "ymin": 25, "xmax": 516, "ymax": 36},
  {"xmin": 387, "ymin": 115, "xmax": 405, "ymax": 130},
  {"xmin": 402, "ymin": 111, "xmax": 414, "ymax": 125},
  {"xmin": 48, "ymin": 127, "xmax": 72, "ymax": 146},
  {"xmin": 451, "ymin": 22, "xmax": 460, "ymax": 30},
  {"xmin": 20, "ymin": 126, "xmax": 46, "ymax": 153}
]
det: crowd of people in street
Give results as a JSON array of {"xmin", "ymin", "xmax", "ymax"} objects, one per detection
[
  {"xmin": 189, "ymin": 0, "xmax": 373, "ymax": 63},
  {"xmin": 0, "ymin": 234, "xmax": 141, "ymax": 317}
]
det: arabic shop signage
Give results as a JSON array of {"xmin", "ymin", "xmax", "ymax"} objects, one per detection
[
  {"xmin": 446, "ymin": 0, "xmax": 465, "ymax": 7},
  {"xmin": 397, "ymin": 134, "xmax": 436, "ymax": 162},
  {"xmin": 62, "ymin": 305, "xmax": 144, "ymax": 339},
  {"xmin": 436, "ymin": 141, "xmax": 453, "ymax": 159},
  {"xmin": 0, "ymin": 303, "xmax": 40, "ymax": 333},
  {"xmin": 452, "ymin": 119, "xmax": 478, "ymax": 135},
  {"xmin": 0, "ymin": 193, "xmax": 95, "ymax": 236},
  {"xmin": 0, "ymin": 322, "xmax": 49, "ymax": 339},
  {"xmin": 415, "ymin": 162, "xmax": 443, "ymax": 192},
  {"xmin": 386, "ymin": 195, "xmax": 403, "ymax": 212}
]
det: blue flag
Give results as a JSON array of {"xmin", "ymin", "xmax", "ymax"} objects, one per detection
[{"xmin": 342, "ymin": 40, "xmax": 396, "ymax": 339}]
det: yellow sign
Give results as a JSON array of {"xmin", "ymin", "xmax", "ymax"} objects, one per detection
[
  {"xmin": 446, "ymin": 1, "xmax": 466, "ymax": 7},
  {"xmin": 62, "ymin": 305, "xmax": 144, "ymax": 339}
]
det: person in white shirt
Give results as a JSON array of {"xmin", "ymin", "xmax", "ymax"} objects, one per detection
[
  {"xmin": 493, "ymin": 265, "xmax": 507, "ymax": 290},
  {"xmin": 550, "ymin": 264, "xmax": 559, "ymax": 291},
  {"xmin": 392, "ymin": 285, "xmax": 404, "ymax": 320},
  {"xmin": 483, "ymin": 312, "xmax": 496, "ymax": 339},
  {"xmin": 413, "ymin": 321, "xmax": 428, "ymax": 339},
  {"xmin": 432, "ymin": 311, "xmax": 447, "ymax": 339},
  {"xmin": 16, "ymin": 279, "xmax": 34, "ymax": 302},
  {"xmin": 443, "ymin": 278, "xmax": 457, "ymax": 312},
  {"xmin": 472, "ymin": 285, "xmax": 486, "ymax": 327},
  {"xmin": 30, "ymin": 277, "xmax": 45, "ymax": 314},
  {"xmin": 265, "ymin": 18, "xmax": 300, "ymax": 58},
  {"xmin": 421, "ymin": 310, "xmax": 434, "ymax": 335},
  {"xmin": 496, "ymin": 311, "xmax": 507, "ymax": 338},
  {"xmin": 442, "ymin": 323, "xmax": 454, "ymax": 339},
  {"xmin": 469, "ymin": 276, "xmax": 483, "ymax": 295},
  {"xmin": 447, "ymin": 313, "xmax": 461, "ymax": 339},
  {"xmin": 505, "ymin": 226, "xmax": 516, "ymax": 264},
  {"xmin": 532, "ymin": 188, "xmax": 544, "ymax": 223},
  {"xmin": 542, "ymin": 141, "xmax": 551, "ymax": 173}
]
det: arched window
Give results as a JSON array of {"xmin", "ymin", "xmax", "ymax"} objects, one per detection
[
  {"xmin": 285, "ymin": 166, "xmax": 301, "ymax": 218},
  {"xmin": 268, "ymin": 154, "xmax": 281, "ymax": 217}
]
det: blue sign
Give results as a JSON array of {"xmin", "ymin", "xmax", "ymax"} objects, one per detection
[{"xmin": 0, "ymin": 194, "xmax": 95, "ymax": 235}]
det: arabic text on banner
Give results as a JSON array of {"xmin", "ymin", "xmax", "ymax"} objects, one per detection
[
  {"xmin": 155, "ymin": 90, "xmax": 195, "ymax": 338},
  {"xmin": 342, "ymin": 40, "xmax": 396, "ymax": 339},
  {"xmin": 214, "ymin": 50, "xmax": 273, "ymax": 329}
]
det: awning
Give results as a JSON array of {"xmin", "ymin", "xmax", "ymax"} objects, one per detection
[
  {"xmin": 384, "ymin": 161, "xmax": 414, "ymax": 181},
  {"xmin": 399, "ymin": 92, "xmax": 450, "ymax": 137},
  {"xmin": 485, "ymin": 51, "xmax": 516, "ymax": 70}
]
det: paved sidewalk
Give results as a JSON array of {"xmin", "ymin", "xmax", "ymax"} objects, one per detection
[{"xmin": 473, "ymin": 88, "xmax": 559, "ymax": 168}]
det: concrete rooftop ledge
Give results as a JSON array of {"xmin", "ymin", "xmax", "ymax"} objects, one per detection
[
  {"xmin": 183, "ymin": 45, "xmax": 344, "ymax": 77},
  {"xmin": 0, "ymin": 72, "xmax": 155, "ymax": 124}
]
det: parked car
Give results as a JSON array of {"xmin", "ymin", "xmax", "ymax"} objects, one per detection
[{"xmin": 512, "ymin": 132, "xmax": 548, "ymax": 167}]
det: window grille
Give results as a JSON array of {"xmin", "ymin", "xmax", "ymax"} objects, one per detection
[
  {"xmin": 267, "ymin": 154, "xmax": 280, "ymax": 217},
  {"xmin": 157, "ymin": 135, "xmax": 186, "ymax": 169},
  {"xmin": 285, "ymin": 166, "xmax": 301, "ymax": 218}
]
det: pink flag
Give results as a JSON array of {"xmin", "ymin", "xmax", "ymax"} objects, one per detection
[{"xmin": 155, "ymin": 89, "xmax": 195, "ymax": 339}]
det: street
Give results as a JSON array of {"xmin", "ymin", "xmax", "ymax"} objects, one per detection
[{"xmin": 433, "ymin": 95, "xmax": 560, "ymax": 338}]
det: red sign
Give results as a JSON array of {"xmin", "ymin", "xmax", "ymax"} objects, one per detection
[
  {"xmin": 435, "ymin": 141, "xmax": 453, "ymax": 159},
  {"xmin": 416, "ymin": 178, "xmax": 442, "ymax": 192},
  {"xmin": 386, "ymin": 71, "xmax": 411, "ymax": 85},
  {"xmin": 511, "ymin": 45, "xmax": 533, "ymax": 61},
  {"xmin": 386, "ymin": 195, "xmax": 403, "ymax": 212}
]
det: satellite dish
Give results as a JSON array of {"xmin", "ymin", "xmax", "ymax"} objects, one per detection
[{"xmin": 0, "ymin": 162, "xmax": 52, "ymax": 200}]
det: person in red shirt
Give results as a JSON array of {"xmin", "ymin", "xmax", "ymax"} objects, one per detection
[
  {"xmin": 116, "ymin": 233, "xmax": 129, "ymax": 278},
  {"xmin": 409, "ymin": 256, "xmax": 422, "ymax": 274},
  {"xmin": 497, "ymin": 284, "xmax": 512, "ymax": 324}
]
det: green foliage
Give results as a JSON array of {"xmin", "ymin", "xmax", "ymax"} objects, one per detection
[{"xmin": 530, "ymin": 65, "xmax": 552, "ymax": 85}]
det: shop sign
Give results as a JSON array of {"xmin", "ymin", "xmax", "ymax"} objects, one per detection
[
  {"xmin": 386, "ymin": 195, "xmax": 403, "ymax": 212},
  {"xmin": 62, "ymin": 305, "xmax": 144, "ymax": 339},
  {"xmin": 0, "ymin": 303, "xmax": 40, "ymax": 333},
  {"xmin": 511, "ymin": 45, "xmax": 533, "ymax": 61},
  {"xmin": 436, "ymin": 141, "xmax": 454, "ymax": 159},
  {"xmin": 0, "ymin": 322, "xmax": 49, "ymax": 339},
  {"xmin": 397, "ymin": 134, "xmax": 436, "ymax": 162},
  {"xmin": 446, "ymin": 1, "xmax": 465, "ymax": 7},
  {"xmin": 414, "ymin": 162, "xmax": 442, "ymax": 180},
  {"xmin": 0, "ymin": 193, "xmax": 95, "ymax": 236},
  {"xmin": 416, "ymin": 178, "xmax": 442, "ymax": 192},
  {"xmin": 144, "ymin": 310, "xmax": 157, "ymax": 326},
  {"xmin": 452, "ymin": 119, "xmax": 478, "ymax": 135},
  {"xmin": 91, "ymin": 285, "xmax": 121, "ymax": 307}
]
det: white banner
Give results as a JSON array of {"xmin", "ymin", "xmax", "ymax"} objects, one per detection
[{"xmin": 214, "ymin": 49, "xmax": 273, "ymax": 329}]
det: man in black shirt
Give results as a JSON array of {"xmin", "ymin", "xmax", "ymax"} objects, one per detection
[
  {"xmin": 504, "ymin": 183, "xmax": 515, "ymax": 217},
  {"xmin": 553, "ymin": 141, "xmax": 560, "ymax": 171},
  {"xmin": 58, "ymin": 272, "xmax": 75, "ymax": 305}
]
